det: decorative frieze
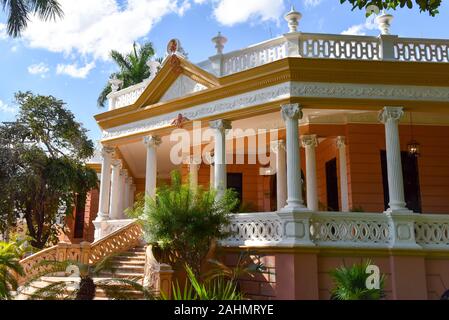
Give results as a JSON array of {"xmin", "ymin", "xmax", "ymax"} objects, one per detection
[{"xmin": 102, "ymin": 82, "xmax": 449, "ymax": 140}]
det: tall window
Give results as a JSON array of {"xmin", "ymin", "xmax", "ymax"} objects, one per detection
[{"xmin": 380, "ymin": 151, "xmax": 422, "ymax": 213}]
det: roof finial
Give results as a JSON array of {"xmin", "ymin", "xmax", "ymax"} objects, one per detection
[
  {"xmin": 212, "ymin": 32, "xmax": 228, "ymax": 55},
  {"xmin": 375, "ymin": 11, "xmax": 394, "ymax": 35},
  {"xmin": 109, "ymin": 75, "xmax": 123, "ymax": 93},
  {"xmin": 284, "ymin": 5, "xmax": 302, "ymax": 33}
]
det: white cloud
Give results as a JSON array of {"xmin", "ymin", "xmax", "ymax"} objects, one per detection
[
  {"xmin": 0, "ymin": 23, "xmax": 7, "ymax": 39},
  {"xmin": 22, "ymin": 0, "xmax": 194, "ymax": 61},
  {"xmin": 28, "ymin": 63, "xmax": 50, "ymax": 77},
  {"xmin": 56, "ymin": 62, "xmax": 96, "ymax": 79},
  {"xmin": 212, "ymin": 0, "xmax": 285, "ymax": 26},
  {"xmin": 0, "ymin": 100, "xmax": 17, "ymax": 114},
  {"xmin": 342, "ymin": 16, "xmax": 378, "ymax": 36},
  {"xmin": 304, "ymin": 0, "xmax": 323, "ymax": 7}
]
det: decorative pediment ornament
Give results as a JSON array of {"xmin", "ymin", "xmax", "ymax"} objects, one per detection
[
  {"xmin": 171, "ymin": 113, "xmax": 190, "ymax": 128},
  {"xmin": 167, "ymin": 39, "xmax": 181, "ymax": 55}
]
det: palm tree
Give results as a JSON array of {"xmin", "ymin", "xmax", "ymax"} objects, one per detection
[
  {"xmin": 21, "ymin": 257, "xmax": 155, "ymax": 300},
  {"xmin": 330, "ymin": 260, "xmax": 386, "ymax": 300},
  {"xmin": 98, "ymin": 42, "xmax": 159, "ymax": 107},
  {"xmin": 1, "ymin": 0, "xmax": 63, "ymax": 37},
  {"xmin": 0, "ymin": 242, "xmax": 25, "ymax": 300}
]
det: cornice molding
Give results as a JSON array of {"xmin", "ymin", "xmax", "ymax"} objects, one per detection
[{"xmin": 101, "ymin": 81, "xmax": 449, "ymax": 141}]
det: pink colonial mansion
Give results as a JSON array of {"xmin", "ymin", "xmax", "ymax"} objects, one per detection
[{"xmin": 20, "ymin": 7, "xmax": 449, "ymax": 300}]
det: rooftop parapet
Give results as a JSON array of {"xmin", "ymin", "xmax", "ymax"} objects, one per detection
[{"xmin": 107, "ymin": 7, "xmax": 449, "ymax": 111}]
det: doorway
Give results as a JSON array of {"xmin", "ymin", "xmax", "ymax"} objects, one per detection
[
  {"xmin": 381, "ymin": 150, "xmax": 422, "ymax": 213},
  {"xmin": 326, "ymin": 158, "xmax": 340, "ymax": 211}
]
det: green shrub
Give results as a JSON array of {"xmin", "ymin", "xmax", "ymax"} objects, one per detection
[
  {"xmin": 330, "ymin": 260, "xmax": 386, "ymax": 300},
  {"xmin": 127, "ymin": 170, "xmax": 239, "ymax": 276}
]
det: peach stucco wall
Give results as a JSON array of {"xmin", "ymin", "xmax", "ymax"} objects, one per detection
[{"xmin": 222, "ymin": 249, "xmax": 449, "ymax": 300}]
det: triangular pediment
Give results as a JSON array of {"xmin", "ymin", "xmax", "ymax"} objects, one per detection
[
  {"xmin": 159, "ymin": 74, "xmax": 208, "ymax": 103},
  {"xmin": 134, "ymin": 55, "xmax": 219, "ymax": 108}
]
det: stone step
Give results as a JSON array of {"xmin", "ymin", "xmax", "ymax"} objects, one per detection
[
  {"xmin": 109, "ymin": 266, "xmax": 145, "ymax": 273},
  {"xmin": 111, "ymin": 260, "xmax": 146, "ymax": 267},
  {"xmin": 97, "ymin": 272, "xmax": 144, "ymax": 279}
]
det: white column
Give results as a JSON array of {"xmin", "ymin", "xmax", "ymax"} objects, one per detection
[
  {"xmin": 379, "ymin": 107, "xmax": 410, "ymax": 213},
  {"xmin": 120, "ymin": 169, "xmax": 128, "ymax": 218},
  {"xmin": 210, "ymin": 120, "xmax": 232, "ymax": 199},
  {"xmin": 96, "ymin": 147, "xmax": 115, "ymax": 221},
  {"xmin": 207, "ymin": 152, "xmax": 215, "ymax": 190},
  {"xmin": 109, "ymin": 159, "xmax": 122, "ymax": 220},
  {"xmin": 301, "ymin": 135, "xmax": 319, "ymax": 212},
  {"xmin": 337, "ymin": 137, "xmax": 349, "ymax": 212},
  {"xmin": 127, "ymin": 178, "xmax": 135, "ymax": 209},
  {"xmin": 281, "ymin": 104, "xmax": 307, "ymax": 212},
  {"xmin": 144, "ymin": 136, "xmax": 162, "ymax": 198},
  {"xmin": 188, "ymin": 156, "xmax": 201, "ymax": 191},
  {"xmin": 271, "ymin": 140, "xmax": 287, "ymax": 211}
]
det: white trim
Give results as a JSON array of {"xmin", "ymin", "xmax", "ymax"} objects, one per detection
[{"xmin": 102, "ymin": 81, "xmax": 449, "ymax": 140}]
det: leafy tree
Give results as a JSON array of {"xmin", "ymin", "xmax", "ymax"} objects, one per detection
[
  {"xmin": 330, "ymin": 260, "xmax": 386, "ymax": 300},
  {"xmin": 0, "ymin": 241, "xmax": 25, "ymax": 300},
  {"xmin": 97, "ymin": 42, "xmax": 158, "ymax": 107},
  {"xmin": 340, "ymin": 0, "xmax": 441, "ymax": 16},
  {"xmin": 127, "ymin": 171, "xmax": 239, "ymax": 277},
  {"xmin": 0, "ymin": 92, "xmax": 98, "ymax": 249},
  {"xmin": 1, "ymin": 0, "xmax": 63, "ymax": 37}
]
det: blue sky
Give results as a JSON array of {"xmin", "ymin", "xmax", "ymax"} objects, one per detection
[{"xmin": 1, "ymin": 0, "xmax": 449, "ymax": 141}]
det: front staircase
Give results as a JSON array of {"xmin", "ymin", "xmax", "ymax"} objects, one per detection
[{"xmin": 17, "ymin": 246, "xmax": 147, "ymax": 300}]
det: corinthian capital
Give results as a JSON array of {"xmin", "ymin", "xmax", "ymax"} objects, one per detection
[
  {"xmin": 281, "ymin": 103, "xmax": 303, "ymax": 121},
  {"xmin": 379, "ymin": 106, "xmax": 404, "ymax": 124},
  {"xmin": 101, "ymin": 146, "xmax": 116, "ymax": 158},
  {"xmin": 209, "ymin": 119, "xmax": 232, "ymax": 132},
  {"xmin": 270, "ymin": 140, "xmax": 286, "ymax": 153},
  {"xmin": 301, "ymin": 135, "xmax": 318, "ymax": 149},
  {"xmin": 111, "ymin": 159, "xmax": 122, "ymax": 169},
  {"xmin": 143, "ymin": 135, "xmax": 162, "ymax": 148},
  {"xmin": 336, "ymin": 136, "xmax": 346, "ymax": 149}
]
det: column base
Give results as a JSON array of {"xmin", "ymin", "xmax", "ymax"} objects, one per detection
[
  {"xmin": 95, "ymin": 212, "xmax": 110, "ymax": 222},
  {"xmin": 281, "ymin": 205, "xmax": 310, "ymax": 214},
  {"xmin": 384, "ymin": 208, "xmax": 414, "ymax": 215}
]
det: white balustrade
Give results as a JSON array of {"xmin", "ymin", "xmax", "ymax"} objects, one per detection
[
  {"xmin": 221, "ymin": 213, "xmax": 284, "ymax": 247},
  {"xmin": 394, "ymin": 38, "xmax": 449, "ymax": 63},
  {"xmin": 108, "ymin": 81, "xmax": 149, "ymax": 110},
  {"xmin": 414, "ymin": 214, "xmax": 449, "ymax": 249},
  {"xmin": 107, "ymin": 34, "xmax": 449, "ymax": 111},
  {"xmin": 300, "ymin": 33, "xmax": 381, "ymax": 60},
  {"xmin": 92, "ymin": 219, "xmax": 136, "ymax": 241},
  {"xmin": 310, "ymin": 212, "xmax": 390, "ymax": 248},
  {"xmin": 221, "ymin": 37, "xmax": 288, "ymax": 76},
  {"xmin": 222, "ymin": 212, "xmax": 449, "ymax": 251}
]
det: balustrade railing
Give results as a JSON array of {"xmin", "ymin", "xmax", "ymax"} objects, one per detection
[
  {"xmin": 108, "ymin": 33, "xmax": 449, "ymax": 110},
  {"xmin": 222, "ymin": 213, "xmax": 283, "ymax": 247},
  {"xmin": 108, "ymin": 81, "xmax": 149, "ymax": 111},
  {"xmin": 414, "ymin": 214, "xmax": 449, "ymax": 249},
  {"xmin": 222, "ymin": 211, "xmax": 449, "ymax": 251},
  {"xmin": 17, "ymin": 220, "xmax": 142, "ymax": 285}
]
